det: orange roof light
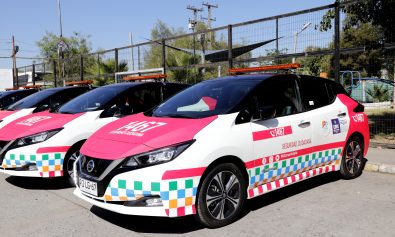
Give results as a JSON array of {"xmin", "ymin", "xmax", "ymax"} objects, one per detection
[
  {"xmin": 229, "ymin": 63, "xmax": 301, "ymax": 75},
  {"xmin": 123, "ymin": 74, "xmax": 167, "ymax": 81},
  {"xmin": 65, "ymin": 80, "xmax": 93, "ymax": 86},
  {"xmin": 5, "ymin": 87, "xmax": 18, "ymax": 91},
  {"xmin": 22, "ymin": 85, "xmax": 42, "ymax": 89}
]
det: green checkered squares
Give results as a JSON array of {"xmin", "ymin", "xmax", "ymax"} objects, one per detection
[
  {"xmin": 42, "ymin": 154, "xmax": 49, "ymax": 160},
  {"xmin": 185, "ymin": 179, "xmax": 193, "ymax": 189},
  {"xmin": 151, "ymin": 182, "xmax": 160, "ymax": 192},
  {"xmin": 281, "ymin": 160, "xmax": 287, "ymax": 168},
  {"xmin": 10, "ymin": 154, "xmax": 15, "ymax": 160},
  {"xmin": 325, "ymin": 150, "xmax": 329, "ymax": 156},
  {"xmin": 255, "ymin": 167, "xmax": 260, "ymax": 176},
  {"xmin": 30, "ymin": 154, "xmax": 36, "ymax": 161},
  {"xmin": 118, "ymin": 180, "xmax": 126, "ymax": 189},
  {"xmin": 19, "ymin": 154, "xmax": 25, "ymax": 161},
  {"xmin": 134, "ymin": 181, "xmax": 143, "ymax": 190},
  {"xmin": 54, "ymin": 153, "xmax": 61, "ymax": 160},
  {"xmin": 169, "ymin": 181, "xmax": 178, "ymax": 191}
]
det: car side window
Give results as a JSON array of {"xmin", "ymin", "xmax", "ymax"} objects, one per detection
[
  {"xmin": 104, "ymin": 85, "xmax": 162, "ymax": 118},
  {"xmin": 256, "ymin": 77, "xmax": 302, "ymax": 117},
  {"xmin": 299, "ymin": 76, "xmax": 331, "ymax": 110}
]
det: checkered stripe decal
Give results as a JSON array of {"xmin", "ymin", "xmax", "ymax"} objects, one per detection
[
  {"xmin": 2, "ymin": 152, "xmax": 66, "ymax": 177},
  {"xmin": 248, "ymin": 159, "xmax": 341, "ymax": 198},
  {"xmin": 104, "ymin": 177, "xmax": 200, "ymax": 217},
  {"xmin": 247, "ymin": 148, "xmax": 343, "ymax": 191}
]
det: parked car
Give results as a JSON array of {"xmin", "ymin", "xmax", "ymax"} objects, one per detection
[
  {"xmin": 0, "ymin": 88, "xmax": 38, "ymax": 110},
  {"xmin": 0, "ymin": 81, "xmax": 188, "ymax": 185},
  {"xmin": 73, "ymin": 65, "xmax": 369, "ymax": 227}
]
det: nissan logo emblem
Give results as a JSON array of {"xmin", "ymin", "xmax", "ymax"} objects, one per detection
[{"xmin": 86, "ymin": 160, "xmax": 95, "ymax": 173}]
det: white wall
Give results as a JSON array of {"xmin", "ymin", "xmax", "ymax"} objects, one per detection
[{"xmin": 0, "ymin": 69, "xmax": 13, "ymax": 91}]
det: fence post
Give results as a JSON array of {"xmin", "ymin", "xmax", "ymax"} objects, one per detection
[
  {"xmin": 162, "ymin": 39, "xmax": 166, "ymax": 75},
  {"xmin": 114, "ymin": 48, "xmax": 119, "ymax": 73},
  {"xmin": 32, "ymin": 64, "xmax": 35, "ymax": 86},
  {"xmin": 228, "ymin": 24, "xmax": 233, "ymax": 71},
  {"xmin": 276, "ymin": 18, "xmax": 279, "ymax": 64},
  {"xmin": 80, "ymin": 55, "xmax": 84, "ymax": 81},
  {"xmin": 334, "ymin": 1, "xmax": 340, "ymax": 83},
  {"xmin": 53, "ymin": 60, "xmax": 57, "ymax": 87}
]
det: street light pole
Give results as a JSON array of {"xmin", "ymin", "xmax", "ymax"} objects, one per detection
[{"xmin": 292, "ymin": 22, "xmax": 311, "ymax": 63}]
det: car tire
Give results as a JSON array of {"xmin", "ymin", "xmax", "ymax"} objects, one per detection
[
  {"xmin": 63, "ymin": 146, "xmax": 82, "ymax": 186},
  {"xmin": 340, "ymin": 136, "xmax": 364, "ymax": 179},
  {"xmin": 196, "ymin": 163, "xmax": 246, "ymax": 228}
]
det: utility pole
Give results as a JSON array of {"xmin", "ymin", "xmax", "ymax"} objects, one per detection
[
  {"xmin": 202, "ymin": 2, "xmax": 218, "ymax": 49},
  {"xmin": 12, "ymin": 35, "xmax": 19, "ymax": 88},
  {"xmin": 57, "ymin": 0, "xmax": 65, "ymax": 85},
  {"xmin": 187, "ymin": 5, "xmax": 203, "ymax": 68}
]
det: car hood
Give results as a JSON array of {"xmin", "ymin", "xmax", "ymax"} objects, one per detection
[
  {"xmin": 81, "ymin": 113, "xmax": 217, "ymax": 160},
  {"xmin": 0, "ymin": 110, "xmax": 18, "ymax": 120},
  {"xmin": 0, "ymin": 111, "xmax": 83, "ymax": 140}
]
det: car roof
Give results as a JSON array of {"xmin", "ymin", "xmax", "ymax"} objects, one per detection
[{"xmin": 100, "ymin": 81, "xmax": 187, "ymax": 89}]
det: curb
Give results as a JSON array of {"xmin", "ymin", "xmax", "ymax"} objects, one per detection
[
  {"xmin": 364, "ymin": 162, "xmax": 395, "ymax": 174},
  {"xmin": 369, "ymin": 142, "xmax": 395, "ymax": 149}
]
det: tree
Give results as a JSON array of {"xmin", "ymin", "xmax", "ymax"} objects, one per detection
[
  {"xmin": 318, "ymin": 0, "xmax": 395, "ymax": 79},
  {"xmin": 36, "ymin": 31, "xmax": 93, "ymax": 79}
]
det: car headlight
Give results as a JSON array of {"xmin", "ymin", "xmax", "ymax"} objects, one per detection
[
  {"xmin": 123, "ymin": 140, "xmax": 194, "ymax": 168},
  {"xmin": 14, "ymin": 128, "xmax": 63, "ymax": 147}
]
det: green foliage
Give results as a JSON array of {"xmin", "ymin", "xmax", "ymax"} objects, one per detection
[
  {"xmin": 366, "ymin": 84, "xmax": 390, "ymax": 102},
  {"xmin": 36, "ymin": 31, "xmax": 92, "ymax": 60},
  {"xmin": 36, "ymin": 32, "xmax": 93, "ymax": 79},
  {"xmin": 86, "ymin": 58, "xmax": 128, "ymax": 86}
]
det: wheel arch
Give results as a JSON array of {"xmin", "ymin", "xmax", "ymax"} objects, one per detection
[
  {"xmin": 64, "ymin": 139, "xmax": 87, "ymax": 160},
  {"xmin": 196, "ymin": 155, "xmax": 249, "ymax": 200}
]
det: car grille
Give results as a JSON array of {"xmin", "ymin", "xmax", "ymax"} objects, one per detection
[
  {"xmin": 80, "ymin": 156, "xmax": 113, "ymax": 179},
  {"xmin": 77, "ymin": 156, "xmax": 133, "ymax": 197}
]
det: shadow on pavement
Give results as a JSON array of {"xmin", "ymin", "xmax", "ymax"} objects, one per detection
[
  {"xmin": 90, "ymin": 206, "xmax": 204, "ymax": 233},
  {"xmin": 89, "ymin": 172, "xmax": 342, "ymax": 233},
  {"xmin": 5, "ymin": 176, "xmax": 73, "ymax": 190},
  {"xmin": 243, "ymin": 172, "xmax": 340, "ymax": 215}
]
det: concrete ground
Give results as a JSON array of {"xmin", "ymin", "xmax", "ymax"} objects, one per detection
[{"xmin": 0, "ymin": 148, "xmax": 394, "ymax": 236}]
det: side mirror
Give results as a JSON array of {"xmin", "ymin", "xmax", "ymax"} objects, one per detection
[{"xmin": 235, "ymin": 108, "xmax": 252, "ymax": 124}]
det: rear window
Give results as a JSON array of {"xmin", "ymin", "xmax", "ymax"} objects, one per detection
[{"xmin": 299, "ymin": 76, "xmax": 331, "ymax": 110}]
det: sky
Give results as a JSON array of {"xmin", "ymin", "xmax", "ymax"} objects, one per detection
[{"xmin": 0, "ymin": 0, "xmax": 334, "ymax": 69}]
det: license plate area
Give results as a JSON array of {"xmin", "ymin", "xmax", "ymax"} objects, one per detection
[{"xmin": 79, "ymin": 177, "xmax": 98, "ymax": 196}]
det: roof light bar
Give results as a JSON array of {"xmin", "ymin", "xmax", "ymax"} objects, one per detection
[
  {"xmin": 65, "ymin": 80, "xmax": 93, "ymax": 86},
  {"xmin": 123, "ymin": 74, "xmax": 167, "ymax": 81},
  {"xmin": 5, "ymin": 87, "xmax": 18, "ymax": 91},
  {"xmin": 22, "ymin": 85, "xmax": 42, "ymax": 89},
  {"xmin": 229, "ymin": 63, "xmax": 301, "ymax": 74}
]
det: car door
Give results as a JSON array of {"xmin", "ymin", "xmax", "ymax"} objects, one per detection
[
  {"xmin": 298, "ymin": 76, "xmax": 348, "ymax": 169},
  {"xmin": 250, "ymin": 75, "xmax": 313, "ymax": 186}
]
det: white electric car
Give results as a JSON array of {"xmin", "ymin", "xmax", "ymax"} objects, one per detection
[
  {"xmin": 74, "ymin": 65, "xmax": 370, "ymax": 227},
  {"xmin": 0, "ymin": 81, "xmax": 188, "ymax": 184}
]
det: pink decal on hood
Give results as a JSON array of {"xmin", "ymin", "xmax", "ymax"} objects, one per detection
[
  {"xmin": 81, "ymin": 113, "xmax": 217, "ymax": 160},
  {"xmin": 0, "ymin": 111, "xmax": 83, "ymax": 141},
  {"xmin": 0, "ymin": 110, "xmax": 18, "ymax": 120}
]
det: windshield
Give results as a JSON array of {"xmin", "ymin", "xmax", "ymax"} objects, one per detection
[
  {"xmin": 7, "ymin": 89, "xmax": 58, "ymax": 110},
  {"xmin": 151, "ymin": 79, "xmax": 259, "ymax": 118},
  {"xmin": 58, "ymin": 85, "xmax": 129, "ymax": 114}
]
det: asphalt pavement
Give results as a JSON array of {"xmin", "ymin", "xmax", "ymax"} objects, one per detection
[{"xmin": 0, "ymin": 147, "xmax": 394, "ymax": 236}]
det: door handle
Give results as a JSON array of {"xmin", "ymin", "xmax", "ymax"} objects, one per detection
[
  {"xmin": 338, "ymin": 112, "xmax": 347, "ymax": 118},
  {"xmin": 298, "ymin": 121, "xmax": 311, "ymax": 128}
]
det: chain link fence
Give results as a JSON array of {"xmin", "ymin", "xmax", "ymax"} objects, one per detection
[{"xmin": 14, "ymin": 0, "xmax": 395, "ymax": 145}]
